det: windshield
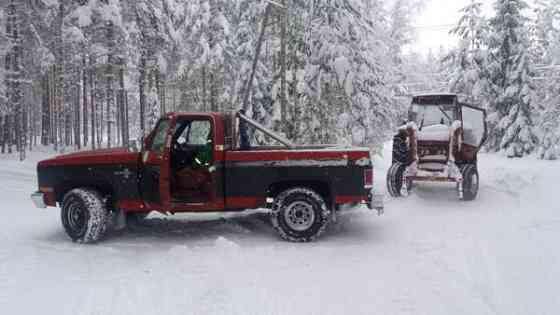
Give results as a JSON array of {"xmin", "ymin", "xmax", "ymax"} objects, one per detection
[{"xmin": 409, "ymin": 104, "xmax": 456, "ymax": 129}]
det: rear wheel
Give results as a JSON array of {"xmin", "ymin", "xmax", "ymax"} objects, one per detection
[
  {"xmin": 271, "ymin": 187, "xmax": 330, "ymax": 242},
  {"xmin": 61, "ymin": 188, "xmax": 109, "ymax": 243},
  {"xmin": 387, "ymin": 162, "xmax": 410, "ymax": 197},
  {"xmin": 460, "ymin": 164, "xmax": 479, "ymax": 201}
]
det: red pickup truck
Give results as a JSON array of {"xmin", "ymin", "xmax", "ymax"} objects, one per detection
[{"xmin": 32, "ymin": 111, "xmax": 383, "ymax": 243}]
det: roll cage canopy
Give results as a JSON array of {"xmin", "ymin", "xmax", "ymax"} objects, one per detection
[{"xmin": 408, "ymin": 93, "xmax": 488, "ymax": 148}]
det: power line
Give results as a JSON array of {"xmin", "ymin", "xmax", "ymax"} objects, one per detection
[{"xmin": 412, "ymin": 24, "xmax": 455, "ymax": 30}]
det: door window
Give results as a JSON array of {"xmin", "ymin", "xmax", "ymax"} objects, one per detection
[
  {"xmin": 149, "ymin": 119, "xmax": 170, "ymax": 154},
  {"xmin": 462, "ymin": 107, "xmax": 485, "ymax": 146},
  {"xmin": 187, "ymin": 120, "xmax": 212, "ymax": 145}
]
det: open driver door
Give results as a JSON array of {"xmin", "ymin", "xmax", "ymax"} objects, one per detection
[{"xmin": 139, "ymin": 118, "xmax": 173, "ymax": 210}]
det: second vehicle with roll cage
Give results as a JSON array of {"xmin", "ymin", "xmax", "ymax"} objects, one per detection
[{"xmin": 387, "ymin": 93, "xmax": 488, "ymax": 201}]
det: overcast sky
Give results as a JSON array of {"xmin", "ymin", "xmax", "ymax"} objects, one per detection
[
  {"xmin": 408, "ymin": 0, "xmax": 537, "ymax": 55},
  {"xmin": 407, "ymin": 0, "xmax": 494, "ymax": 55}
]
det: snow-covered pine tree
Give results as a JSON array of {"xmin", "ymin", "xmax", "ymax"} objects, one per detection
[
  {"xmin": 486, "ymin": 0, "xmax": 538, "ymax": 157},
  {"xmin": 532, "ymin": 0, "xmax": 560, "ymax": 159},
  {"xmin": 387, "ymin": 0, "xmax": 420, "ymax": 116},
  {"xmin": 185, "ymin": 0, "xmax": 234, "ymax": 112},
  {"xmin": 229, "ymin": 0, "xmax": 275, "ymax": 138},
  {"xmin": 302, "ymin": 0, "xmax": 394, "ymax": 148},
  {"xmin": 445, "ymin": 0, "xmax": 489, "ymax": 105},
  {"xmin": 4, "ymin": 0, "xmax": 25, "ymax": 159},
  {"xmin": 0, "ymin": 4, "xmax": 7, "ymax": 154}
]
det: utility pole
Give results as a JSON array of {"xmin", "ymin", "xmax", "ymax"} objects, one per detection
[
  {"xmin": 242, "ymin": 4, "xmax": 272, "ymax": 111},
  {"xmin": 105, "ymin": 21, "xmax": 115, "ymax": 148},
  {"xmin": 279, "ymin": 0, "xmax": 288, "ymax": 135}
]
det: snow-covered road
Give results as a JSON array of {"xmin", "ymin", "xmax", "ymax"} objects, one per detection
[{"xmin": 1, "ymin": 145, "xmax": 559, "ymax": 315}]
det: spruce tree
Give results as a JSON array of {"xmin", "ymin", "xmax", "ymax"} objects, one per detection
[
  {"xmin": 533, "ymin": 0, "xmax": 560, "ymax": 159},
  {"xmin": 446, "ymin": 0, "xmax": 489, "ymax": 104},
  {"xmin": 487, "ymin": 0, "xmax": 538, "ymax": 157}
]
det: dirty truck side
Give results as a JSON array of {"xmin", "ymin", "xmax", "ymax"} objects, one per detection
[{"xmin": 32, "ymin": 112, "xmax": 382, "ymax": 243}]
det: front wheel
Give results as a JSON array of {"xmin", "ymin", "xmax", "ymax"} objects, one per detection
[
  {"xmin": 271, "ymin": 187, "xmax": 330, "ymax": 242},
  {"xmin": 460, "ymin": 164, "xmax": 479, "ymax": 201},
  {"xmin": 392, "ymin": 135, "xmax": 409, "ymax": 164},
  {"xmin": 61, "ymin": 188, "xmax": 109, "ymax": 243}
]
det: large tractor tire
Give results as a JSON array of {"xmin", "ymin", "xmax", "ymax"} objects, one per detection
[
  {"xmin": 387, "ymin": 162, "xmax": 410, "ymax": 197},
  {"xmin": 392, "ymin": 135, "xmax": 409, "ymax": 164},
  {"xmin": 271, "ymin": 187, "xmax": 330, "ymax": 242},
  {"xmin": 61, "ymin": 188, "xmax": 109, "ymax": 243},
  {"xmin": 460, "ymin": 164, "xmax": 479, "ymax": 201}
]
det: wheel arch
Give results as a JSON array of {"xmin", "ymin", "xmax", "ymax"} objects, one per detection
[
  {"xmin": 267, "ymin": 180, "xmax": 333, "ymax": 209},
  {"xmin": 55, "ymin": 180, "xmax": 115, "ymax": 205}
]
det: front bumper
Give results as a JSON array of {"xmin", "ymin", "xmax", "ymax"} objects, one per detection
[
  {"xmin": 367, "ymin": 192, "xmax": 384, "ymax": 215},
  {"xmin": 31, "ymin": 191, "xmax": 47, "ymax": 209}
]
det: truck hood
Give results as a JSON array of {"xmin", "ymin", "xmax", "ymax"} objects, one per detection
[{"xmin": 38, "ymin": 147, "xmax": 140, "ymax": 167}]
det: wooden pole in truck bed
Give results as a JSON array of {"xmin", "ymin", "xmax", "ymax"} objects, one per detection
[{"xmin": 236, "ymin": 111, "xmax": 293, "ymax": 148}]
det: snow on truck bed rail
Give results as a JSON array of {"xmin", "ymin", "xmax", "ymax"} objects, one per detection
[{"xmin": 245, "ymin": 145, "xmax": 371, "ymax": 152}]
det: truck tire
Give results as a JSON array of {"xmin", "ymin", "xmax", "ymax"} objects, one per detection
[
  {"xmin": 387, "ymin": 162, "xmax": 409, "ymax": 197},
  {"xmin": 61, "ymin": 188, "xmax": 109, "ymax": 243},
  {"xmin": 460, "ymin": 164, "xmax": 479, "ymax": 201},
  {"xmin": 392, "ymin": 135, "xmax": 409, "ymax": 164},
  {"xmin": 271, "ymin": 187, "xmax": 330, "ymax": 242}
]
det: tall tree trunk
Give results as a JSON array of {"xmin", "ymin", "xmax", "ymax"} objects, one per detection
[
  {"xmin": 202, "ymin": 65, "xmax": 207, "ymax": 111},
  {"xmin": 54, "ymin": 2, "xmax": 64, "ymax": 152},
  {"xmin": 124, "ymin": 90, "xmax": 129, "ymax": 143},
  {"xmin": 74, "ymin": 82, "xmax": 81, "ymax": 149},
  {"xmin": 139, "ymin": 54, "xmax": 147, "ymax": 137},
  {"xmin": 279, "ymin": 0, "xmax": 288, "ymax": 134},
  {"xmin": 90, "ymin": 56, "xmax": 96, "ymax": 150},
  {"xmin": 118, "ymin": 58, "xmax": 127, "ymax": 145},
  {"xmin": 1, "ymin": 115, "xmax": 5, "ymax": 154},
  {"xmin": 291, "ymin": 41, "xmax": 300, "ymax": 140},
  {"xmin": 5, "ymin": 0, "xmax": 25, "ymax": 159},
  {"xmin": 41, "ymin": 73, "xmax": 50, "ymax": 145},
  {"xmin": 50, "ymin": 65, "xmax": 56, "ymax": 147},
  {"xmin": 82, "ymin": 54, "xmax": 88, "ymax": 147},
  {"xmin": 106, "ymin": 21, "xmax": 114, "ymax": 148}
]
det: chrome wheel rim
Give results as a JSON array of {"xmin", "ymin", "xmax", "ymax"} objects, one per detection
[{"xmin": 284, "ymin": 201, "xmax": 315, "ymax": 231}]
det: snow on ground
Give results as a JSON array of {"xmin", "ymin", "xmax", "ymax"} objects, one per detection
[{"xmin": 1, "ymin": 144, "xmax": 560, "ymax": 315}]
